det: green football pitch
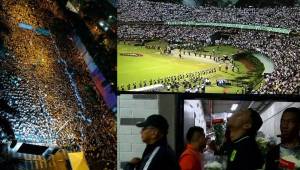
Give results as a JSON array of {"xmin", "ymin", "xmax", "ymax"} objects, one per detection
[{"xmin": 118, "ymin": 42, "xmax": 264, "ymax": 93}]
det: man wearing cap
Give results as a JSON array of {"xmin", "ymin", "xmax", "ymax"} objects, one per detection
[
  {"xmin": 124, "ymin": 114, "xmax": 180, "ymax": 170},
  {"xmin": 226, "ymin": 108, "xmax": 264, "ymax": 170}
]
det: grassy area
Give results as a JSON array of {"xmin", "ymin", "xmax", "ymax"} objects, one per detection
[
  {"xmin": 118, "ymin": 42, "xmax": 264, "ymax": 93},
  {"xmin": 118, "ymin": 44, "xmax": 215, "ymax": 84},
  {"xmin": 197, "ymin": 45, "xmax": 241, "ymax": 56}
]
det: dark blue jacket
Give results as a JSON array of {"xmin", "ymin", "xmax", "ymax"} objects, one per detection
[
  {"xmin": 226, "ymin": 136, "xmax": 263, "ymax": 170},
  {"xmin": 125, "ymin": 137, "xmax": 180, "ymax": 170}
]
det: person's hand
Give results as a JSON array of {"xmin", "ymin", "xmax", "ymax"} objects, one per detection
[{"xmin": 130, "ymin": 157, "xmax": 141, "ymax": 166}]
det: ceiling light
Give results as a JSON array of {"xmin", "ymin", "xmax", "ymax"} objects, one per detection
[{"xmin": 231, "ymin": 104, "xmax": 238, "ymax": 111}]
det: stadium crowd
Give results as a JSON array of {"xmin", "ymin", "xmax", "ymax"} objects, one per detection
[
  {"xmin": 1, "ymin": 0, "xmax": 116, "ymax": 169},
  {"xmin": 118, "ymin": 24, "xmax": 219, "ymax": 42},
  {"xmin": 118, "ymin": 0, "xmax": 300, "ymax": 31},
  {"xmin": 219, "ymin": 30, "xmax": 300, "ymax": 94},
  {"xmin": 118, "ymin": 0, "xmax": 300, "ymax": 95}
]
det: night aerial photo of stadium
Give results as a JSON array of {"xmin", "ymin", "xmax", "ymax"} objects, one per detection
[
  {"xmin": 117, "ymin": 0, "xmax": 300, "ymax": 94},
  {"xmin": 0, "ymin": 0, "xmax": 116, "ymax": 169}
]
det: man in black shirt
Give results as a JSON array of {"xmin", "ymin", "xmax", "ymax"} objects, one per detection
[
  {"xmin": 226, "ymin": 108, "xmax": 264, "ymax": 170},
  {"xmin": 124, "ymin": 115, "xmax": 180, "ymax": 170}
]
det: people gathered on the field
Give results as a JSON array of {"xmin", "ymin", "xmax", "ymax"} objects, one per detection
[{"xmin": 118, "ymin": 0, "xmax": 300, "ymax": 95}]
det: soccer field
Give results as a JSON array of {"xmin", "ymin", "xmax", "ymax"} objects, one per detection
[{"xmin": 118, "ymin": 42, "xmax": 264, "ymax": 93}]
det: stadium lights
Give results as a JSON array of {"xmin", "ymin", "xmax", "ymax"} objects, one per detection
[
  {"xmin": 99, "ymin": 21, "xmax": 105, "ymax": 27},
  {"xmin": 98, "ymin": 20, "xmax": 110, "ymax": 32},
  {"xmin": 231, "ymin": 104, "xmax": 238, "ymax": 111}
]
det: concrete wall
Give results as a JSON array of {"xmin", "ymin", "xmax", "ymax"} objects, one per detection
[{"xmin": 259, "ymin": 102, "xmax": 300, "ymax": 143}]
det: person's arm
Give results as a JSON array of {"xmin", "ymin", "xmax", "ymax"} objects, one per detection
[
  {"xmin": 124, "ymin": 157, "xmax": 141, "ymax": 170},
  {"xmin": 265, "ymin": 146, "xmax": 279, "ymax": 170},
  {"xmin": 179, "ymin": 154, "xmax": 195, "ymax": 170}
]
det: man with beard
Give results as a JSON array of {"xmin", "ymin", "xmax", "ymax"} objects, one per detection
[
  {"xmin": 266, "ymin": 107, "xmax": 300, "ymax": 170},
  {"xmin": 226, "ymin": 108, "xmax": 264, "ymax": 170}
]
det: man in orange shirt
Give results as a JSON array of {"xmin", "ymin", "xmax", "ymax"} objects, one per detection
[{"xmin": 179, "ymin": 126, "xmax": 207, "ymax": 170}]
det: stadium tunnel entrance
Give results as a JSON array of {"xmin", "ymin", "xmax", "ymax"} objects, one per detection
[
  {"xmin": 252, "ymin": 53, "xmax": 274, "ymax": 74},
  {"xmin": 210, "ymin": 31, "xmax": 275, "ymax": 74}
]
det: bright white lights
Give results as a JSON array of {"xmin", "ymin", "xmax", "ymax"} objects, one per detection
[
  {"xmin": 227, "ymin": 113, "xmax": 233, "ymax": 118},
  {"xmin": 99, "ymin": 21, "xmax": 104, "ymax": 27},
  {"xmin": 231, "ymin": 104, "xmax": 238, "ymax": 111}
]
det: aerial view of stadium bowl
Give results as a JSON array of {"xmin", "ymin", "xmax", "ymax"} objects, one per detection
[
  {"xmin": 117, "ymin": 0, "xmax": 300, "ymax": 95},
  {"xmin": 0, "ymin": 0, "xmax": 116, "ymax": 169}
]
